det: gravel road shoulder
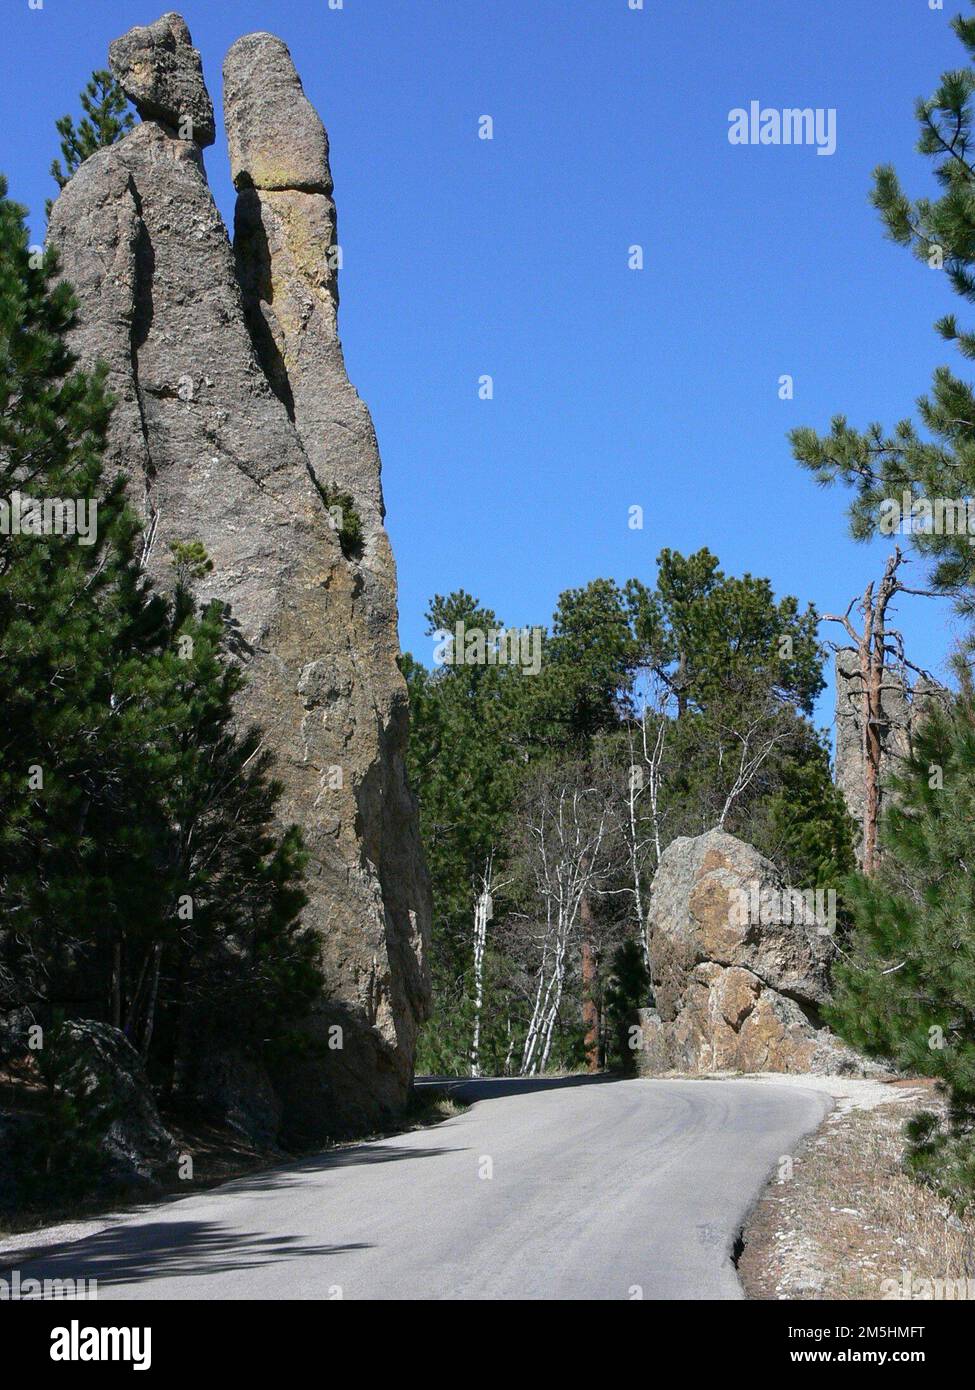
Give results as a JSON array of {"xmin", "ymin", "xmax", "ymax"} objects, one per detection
[{"xmin": 736, "ymin": 1075, "xmax": 975, "ymax": 1300}]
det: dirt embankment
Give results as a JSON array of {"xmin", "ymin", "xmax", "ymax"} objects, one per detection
[{"xmin": 738, "ymin": 1077, "xmax": 975, "ymax": 1300}]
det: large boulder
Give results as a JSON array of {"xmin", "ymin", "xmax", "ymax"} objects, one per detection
[
  {"xmin": 648, "ymin": 829, "xmax": 833, "ymax": 1018},
  {"xmin": 224, "ymin": 33, "xmax": 331, "ymax": 191},
  {"xmin": 48, "ymin": 14, "xmax": 431, "ymax": 1138},
  {"xmin": 638, "ymin": 829, "xmax": 877, "ymax": 1076},
  {"xmin": 53, "ymin": 1021, "xmax": 179, "ymax": 1189}
]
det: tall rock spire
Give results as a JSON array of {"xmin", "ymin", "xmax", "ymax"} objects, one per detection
[
  {"xmin": 223, "ymin": 32, "xmax": 388, "ymax": 542},
  {"xmin": 47, "ymin": 14, "xmax": 430, "ymax": 1138}
]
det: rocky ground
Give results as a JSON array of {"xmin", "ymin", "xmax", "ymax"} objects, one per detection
[{"xmin": 738, "ymin": 1075, "xmax": 975, "ymax": 1299}]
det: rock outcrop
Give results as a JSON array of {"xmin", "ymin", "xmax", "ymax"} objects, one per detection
[
  {"xmin": 109, "ymin": 12, "xmax": 215, "ymax": 147},
  {"xmin": 1, "ymin": 1023, "xmax": 179, "ymax": 1211},
  {"xmin": 47, "ymin": 15, "xmax": 430, "ymax": 1138},
  {"xmin": 56, "ymin": 1021, "xmax": 180, "ymax": 1190},
  {"xmin": 637, "ymin": 830, "xmax": 877, "ymax": 1076}
]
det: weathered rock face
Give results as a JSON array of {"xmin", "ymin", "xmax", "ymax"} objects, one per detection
[
  {"xmin": 47, "ymin": 15, "xmax": 430, "ymax": 1138},
  {"xmin": 108, "ymin": 12, "xmax": 215, "ymax": 147},
  {"xmin": 224, "ymin": 34, "xmax": 331, "ymax": 193},
  {"xmin": 637, "ymin": 830, "xmax": 877, "ymax": 1076}
]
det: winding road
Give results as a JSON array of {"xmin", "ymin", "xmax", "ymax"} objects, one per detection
[{"xmin": 2, "ymin": 1075, "xmax": 832, "ymax": 1300}]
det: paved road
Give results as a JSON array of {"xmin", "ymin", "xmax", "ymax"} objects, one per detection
[{"xmin": 2, "ymin": 1076, "xmax": 831, "ymax": 1300}]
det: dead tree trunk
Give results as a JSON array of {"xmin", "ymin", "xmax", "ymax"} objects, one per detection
[{"xmin": 823, "ymin": 548, "xmax": 935, "ymax": 875}]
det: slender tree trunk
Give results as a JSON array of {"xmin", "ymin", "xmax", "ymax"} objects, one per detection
[
  {"xmin": 110, "ymin": 938, "xmax": 122, "ymax": 1030},
  {"xmin": 521, "ymin": 947, "xmax": 550, "ymax": 1075},
  {"xmin": 140, "ymin": 943, "xmax": 163, "ymax": 1058},
  {"xmin": 824, "ymin": 551, "xmax": 914, "ymax": 877},
  {"xmin": 470, "ymin": 858, "xmax": 493, "ymax": 1078},
  {"xmin": 861, "ymin": 605, "xmax": 883, "ymax": 878},
  {"xmin": 537, "ymin": 939, "xmax": 568, "ymax": 1074},
  {"xmin": 503, "ymin": 1015, "xmax": 515, "ymax": 1077},
  {"xmin": 124, "ymin": 948, "xmax": 151, "ymax": 1041},
  {"xmin": 580, "ymin": 892, "xmax": 599, "ymax": 1073},
  {"xmin": 628, "ymin": 707, "xmax": 663, "ymax": 975},
  {"xmin": 524, "ymin": 930, "xmax": 566, "ymax": 1076}
]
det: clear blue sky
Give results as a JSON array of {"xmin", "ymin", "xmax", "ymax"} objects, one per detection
[{"xmin": 2, "ymin": 0, "xmax": 969, "ymax": 728}]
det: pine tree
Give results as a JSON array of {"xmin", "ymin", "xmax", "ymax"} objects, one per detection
[
  {"xmin": 49, "ymin": 71, "xmax": 134, "ymax": 211},
  {"xmin": 403, "ymin": 591, "xmax": 529, "ymax": 1072},
  {"xmin": 827, "ymin": 677, "xmax": 975, "ymax": 1209},
  {"xmin": 626, "ymin": 548, "xmax": 824, "ymax": 719},
  {"xmin": 540, "ymin": 578, "xmax": 640, "ymax": 745},
  {"xmin": 0, "ymin": 179, "xmax": 318, "ymax": 1111},
  {"xmin": 604, "ymin": 939, "xmax": 651, "ymax": 1074},
  {"xmin": 783, "ymin": 4, "xmax": 975, "ymax": 1207},
  {"xmin": 622, "ymin": 548, "xmax": 839, "ymax": 863},
  {"xmin": 0, "ymin": 173, "xmax": 156, "ymax": 1027},
  {"xmin": 127, "ymin": 566, "xmax": 319, "ymax": 1091}
]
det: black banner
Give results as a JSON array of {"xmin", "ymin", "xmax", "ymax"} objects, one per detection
[{"xmin": 3, "ymin": 1298, "xmax": 969, "ymax": 1375}]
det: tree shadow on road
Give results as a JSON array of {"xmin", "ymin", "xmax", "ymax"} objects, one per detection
[
  {"xmin": 222, "ymin": 1141, "xmax": 466, "ymax": 1193},
  {"xmin": 417, "ymin": 1073, "xmax": 624, "ymax": 1104},
  {"xmin": 0, "ymin": 1219, "xmax": 369, "ymax": 1290},
  {"xmin": 1, "ymin": 1143, "xmax": 462, "ymax": 1289}
]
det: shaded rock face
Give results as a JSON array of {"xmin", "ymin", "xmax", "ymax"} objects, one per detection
[
  {"xmin": 638, "ymin": 830, "xmax": 875, "ymax": 1076},
  {"xmin": 187, "ymin": 1050, "xmax": 283, "ymax": 1150},
  {"xmin": 48, "ymin": 15, "xmax": 430, "ymax": 1138},
  {"xmin": 1, "ymin": 1024, "xmax": 177, "ymax": 1209},
  {"xmin": 59, "ymin": 1021, "xmax": 180, "ymax": 1190}
]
